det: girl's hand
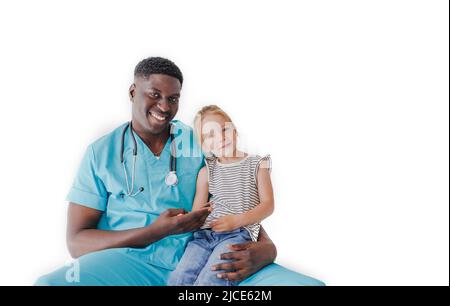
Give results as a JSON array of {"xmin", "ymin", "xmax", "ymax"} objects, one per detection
[{"xmin": 211, "ymin": 215, "xmax": 242, "ymax": 232}]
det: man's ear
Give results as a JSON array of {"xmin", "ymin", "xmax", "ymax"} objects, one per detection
[{"xmin": 129, "ymin": 83, "xmax": 136, "ymax": 101}]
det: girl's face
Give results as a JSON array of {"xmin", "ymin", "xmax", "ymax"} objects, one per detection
[{"xmin": 200, "ymin": 113, "xmax": 237, "ymax": 157}]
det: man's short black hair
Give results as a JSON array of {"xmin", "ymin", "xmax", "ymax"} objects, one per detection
[{"xmin": 134, "ymin": 57, "xmax": 183, "ymax": 85}]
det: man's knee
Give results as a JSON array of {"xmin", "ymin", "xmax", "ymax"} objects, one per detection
[{"xmin": 34, "ymin": 260, "xmax": 81, "ymax": 286}]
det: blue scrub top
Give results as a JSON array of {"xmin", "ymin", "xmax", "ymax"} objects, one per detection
[{"xmin": 66, "ymin": 120, "xmax": 205, "ymax": 270}]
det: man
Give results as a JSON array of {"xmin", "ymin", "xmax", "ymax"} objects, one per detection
[{"xmin": 35, "ymin": 57, "xmax": 324, "ymax": 286}]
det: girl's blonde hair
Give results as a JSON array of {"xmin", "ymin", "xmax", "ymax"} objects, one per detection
[{"xmin": 193, "ymin": 105, "xmax": 235, "ymax": 144}]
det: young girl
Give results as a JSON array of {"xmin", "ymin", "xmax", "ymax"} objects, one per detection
[{"xmin": 168, "ymin": 105, "xmax": 274, "ymax": 286}]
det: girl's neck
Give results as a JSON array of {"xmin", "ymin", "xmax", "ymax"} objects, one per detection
[{"xmin": 217, "ymin": 150, "xmax": 248, "ymax": 164}]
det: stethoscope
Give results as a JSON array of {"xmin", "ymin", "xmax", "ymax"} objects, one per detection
[{"xmin": 120, "ymin": 121, "xmax": 178, "ymax": 197}]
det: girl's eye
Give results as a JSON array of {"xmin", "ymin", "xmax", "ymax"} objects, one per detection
[{"xmin": 203, "ymin": 131, "xmax": 214, "ymax": 139}]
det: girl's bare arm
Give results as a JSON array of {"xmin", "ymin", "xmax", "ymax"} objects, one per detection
[
  {"xmin": 237, "ymin": 161, "xmax": 274, "ymax": 225},
  {"xmin": 192, "ymin": 166, "xmax": 210, "ymax": 211}
]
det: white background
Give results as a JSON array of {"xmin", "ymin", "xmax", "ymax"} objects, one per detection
[{"xmin": 0, "ymin": 0, "xmax": 448, "ymax": 286}]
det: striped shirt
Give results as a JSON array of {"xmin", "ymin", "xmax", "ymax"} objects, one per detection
[{"xmin": 201, "ymin": 154, "xmax": 272, "ymax": 241}]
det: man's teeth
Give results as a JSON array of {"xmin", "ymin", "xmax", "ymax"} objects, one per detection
[{"xmin": 150, "ymin": 112, "xmax": 167, "ymax": 121}]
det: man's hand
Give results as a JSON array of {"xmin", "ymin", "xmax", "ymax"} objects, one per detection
[
  {"xmin": 153, "ymin": 206, "xmax": 211, "ymax": 236},
  {"xmin": 211, "ymin": 215, "xmax": 242, "ymax": 232},
  {"xmin": 211, "ymin": 228, "xmax": 277, "ymax": 282}
]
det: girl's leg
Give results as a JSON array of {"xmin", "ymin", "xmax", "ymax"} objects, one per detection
[
  {"xmin": 194, "ymin": 229, "xmax": 251, "ymax": 286},
  {"xmin": 167, "ymin": 233, "xmax": 212, "ymax": 286}
]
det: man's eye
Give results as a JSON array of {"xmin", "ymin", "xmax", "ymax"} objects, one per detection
[
  {"xmin": 149, "ymin": 92, "xmax": 160, "ymax": 99},
  {"xmin": 169, "ymin": 97, "xmax": 179, "ymax": 104}
]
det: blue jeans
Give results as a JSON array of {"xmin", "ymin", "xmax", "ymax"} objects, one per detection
[{"xmin": 167, "ymin": 228, "xmax": 251, "ymax": 286}]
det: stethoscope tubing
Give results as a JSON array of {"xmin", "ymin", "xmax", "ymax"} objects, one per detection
[{"xmin": 120, "ymin": 121, "xmax": 177, "ymax": 197}]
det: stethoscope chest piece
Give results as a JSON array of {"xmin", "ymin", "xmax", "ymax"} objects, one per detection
[{"xmin": 165, "ymin": 171, "xmax": 178, "ymax": 186}]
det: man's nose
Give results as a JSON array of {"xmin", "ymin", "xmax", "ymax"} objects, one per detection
[{"xmin": 157, "ymin": 99, "xmax": 170, "ymax": 112}]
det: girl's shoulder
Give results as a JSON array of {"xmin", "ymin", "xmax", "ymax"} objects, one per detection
[
  {"xmin": 204, "ymin": 154, "xmax": 217, "ymax": 163},
  {"xmin": 247, "ymin": 153, "xmax": 271, "ymax": 163},
  {"xmin": 249, "ymin": 154, "xmax": 272, "ymax": 173},
  {"xmin": 204, "ymin": 155, "xmax": 218, "ymax": 171}
]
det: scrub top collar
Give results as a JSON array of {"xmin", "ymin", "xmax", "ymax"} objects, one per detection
[{"xmin": 130, "ymin": 123, "xmax": 175, "ymax": 162}]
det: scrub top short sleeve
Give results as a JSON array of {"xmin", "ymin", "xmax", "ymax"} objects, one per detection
[{"xmin": 66, "ymin": 144, "xmax": 108, "ymax": 211}]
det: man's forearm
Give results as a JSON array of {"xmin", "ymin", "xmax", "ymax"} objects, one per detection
[
  {"xmin": 67, "ymin": 224, "xmax": 166, "ymax": 258},
  {"xmin": 257, "ymin": 225, "xmax": 271, "ymax": 242},
  {"xmin": 257, "ymin": 226, "xmax": 277, "ymax": 259}
]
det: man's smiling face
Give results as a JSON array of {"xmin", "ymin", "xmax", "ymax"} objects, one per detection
[{"xmin": 130, "ymin": 74, "xmax": 181, "ymax": 135}]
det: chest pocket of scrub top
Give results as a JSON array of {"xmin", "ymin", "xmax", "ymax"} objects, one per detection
[{"xmin": 110, "ymin": 189, "xmax": 151, "ymax": 213}]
